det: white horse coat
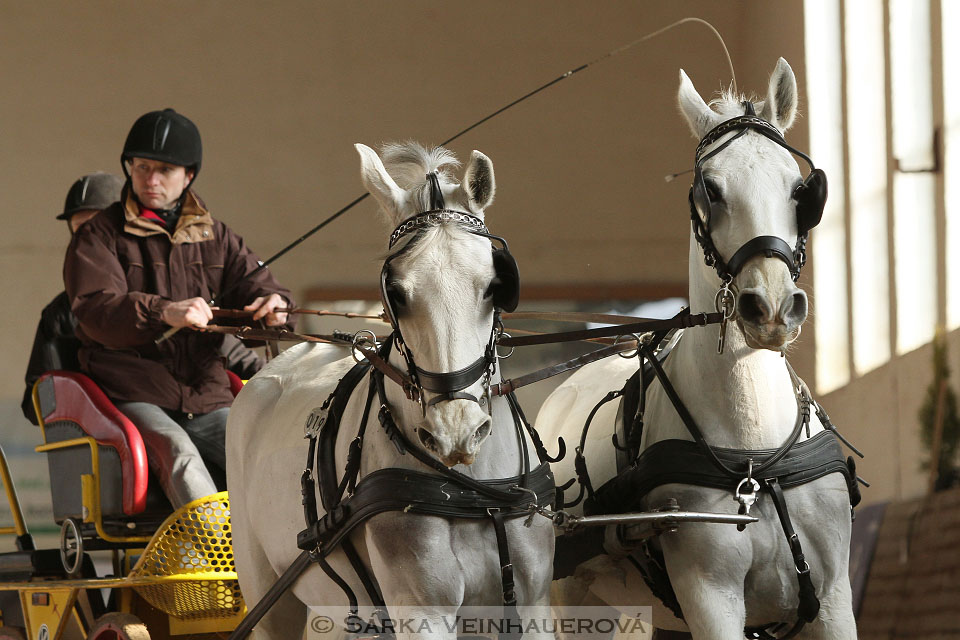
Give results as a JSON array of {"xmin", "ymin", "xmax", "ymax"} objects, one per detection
[
  {"xmin": 541, "ymin": 59, "xmax": 857, "ymax": 640},
  {"xmin": 227, "ymin": 143, "xmax": 554, "ymax": 639}
]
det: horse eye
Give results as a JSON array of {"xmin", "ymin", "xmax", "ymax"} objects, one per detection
[
  {"xmin": 792, "ymin": 183, "xmax": 806, "ymax": 201},
  {"xmin": 385, "ymin": 282, "xmax": 407, "ymax": 307},
  {"xmin": 704, "ymin": 181, "xmax": 722, "ymax": 203}
]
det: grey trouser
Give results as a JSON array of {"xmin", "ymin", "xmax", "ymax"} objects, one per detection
[{"xmin": 116, "ymin": 402, "xmax": 229, "ymax": 509}]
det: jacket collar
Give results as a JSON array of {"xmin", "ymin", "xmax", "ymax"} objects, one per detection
[{"xmin": 123, "ymin": 188, "xmax": 214, "ymax": 244}]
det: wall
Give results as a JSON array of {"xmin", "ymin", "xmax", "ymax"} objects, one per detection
[
  {"xmin": 819, "ymin": 327, "xmax": 960, "ymax": 505},
  {"xmin": 0, "ymin": 1, "xmax": 809, "ymax": 542}
]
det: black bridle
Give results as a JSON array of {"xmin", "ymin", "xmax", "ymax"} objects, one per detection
[
  {"xmin": 689, "ymin": 103, "xmax": 828, "ymax": 285},
  {"xmin": 369, "ymin": 173, "xmax": 514, "ymax": 414}
]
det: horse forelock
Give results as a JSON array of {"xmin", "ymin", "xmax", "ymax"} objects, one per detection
[
  {"xmin": 708, "ymin": 88, "xmax": 765, "ymax": 121},
  {"xmin": 379, "ymin": 141, "xmax": 467, "ymax": 216},
  {"xmin": 380, "ymin": 141, "xmax": 461, "ymax": 189}
]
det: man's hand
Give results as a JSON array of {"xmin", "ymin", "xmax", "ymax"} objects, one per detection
[
  {"xmin": 244, "ymin": 293, "xmax": 288, "ymax": 327},
  {"xmin": 161, "ymin": 297, "xmax": 213, "ymax": 329}
]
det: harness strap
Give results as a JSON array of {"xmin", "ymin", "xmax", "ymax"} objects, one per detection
[
  {"xmin": 339, "ymin": 383, "xmax": 376, "ymax": 499},
  {"xmin": 497, "ymin": 311, "xmax": 723, "ymax": 347},
  {"xmin": 490, "ymin": 510, "xmax": 517, "ymax": 606},
  {"xmin": 318, "ymin": 556, "xmax": 359, "ymax": 612},
  {"xmin": 642, "ymin": 343, "xmax": 809, "ymax": 480},
  {"xmin": 505, "ymin": 392, "xmax": 565, "ymax": 463},
  {"xmin": 342, "ymin": 537, "xmax": 390, "ymax": 615},
  {"xmin": 491, "ymin": 341, "xmax": 639, "ymax": 396},
  {"xmin": 490, "ymin": 509, "xmax": 523, "ymax": 640},
  {"xmin": 766, "ymin": 479, "xmax": 820, "ymax": 623}
]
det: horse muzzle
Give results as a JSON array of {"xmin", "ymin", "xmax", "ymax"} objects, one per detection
[
  {"xmin": 735, "ymin": 285, "xmax": 807, "ymax": 351},
  {"xmin": 416, "ymin": 403, "xmax": 493, "ymax": 467}
]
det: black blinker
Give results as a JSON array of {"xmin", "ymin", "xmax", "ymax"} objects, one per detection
[
  {"xmin": 491, "ymin": 248, "xmax": 520, "ymax": 312},
  {"xmin": 795, "ymin": 168, "xmax": 827, "ymax": 235}
]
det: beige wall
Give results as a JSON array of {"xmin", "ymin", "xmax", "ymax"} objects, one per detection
[
  {"xmin": 0, "ymin": 0, "xmax": 807, "ymax": 394},
  {"xmin": 1, "ymin": 2, "xmax": 826, "ymax": 540},
  {"xmin": 819, "ymin": 327, "xmax": 960, "ymax": 506}
]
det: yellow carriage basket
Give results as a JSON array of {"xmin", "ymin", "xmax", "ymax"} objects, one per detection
[{"xmin": 128, "ymin": 491, "xmax": 246, "ymax": 623}]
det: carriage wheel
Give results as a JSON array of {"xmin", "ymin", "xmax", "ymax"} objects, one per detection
[
  {"xmin": 86, "ymin": 613, "xmax": 150, "ymax": 640},
  {"xmin": 0, "ymin": 626, "xmax": 26, "ymax": 640},
  {"xmin": 59, "ymin": 517, "xmax": 83, "ymax": 576}
]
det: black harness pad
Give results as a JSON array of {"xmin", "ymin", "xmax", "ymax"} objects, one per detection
[{"xmin": 587, "ymin": 430, "xmax": 859, "ymax": 517}]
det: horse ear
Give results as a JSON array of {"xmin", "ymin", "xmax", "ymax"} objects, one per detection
[
  {"xmin": 460, "ymin": 150, "xmax": 496, "ymax": 213},
  {"xmin": 355, "ymin": 143, "xmax": 406, "ymax": 223},
  {"xmin": 677, "ymin": 69, "xmax": 719, "ymax": 138},
  {"xmin": 760, "ymin": 58, "xmax": 798, "ymax": 132}
]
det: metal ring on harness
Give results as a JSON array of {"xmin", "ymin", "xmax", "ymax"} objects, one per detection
[
  {"xmin": 715, "ymin": 283, "xmax": 736, "ymax": 319},
  {"xmin": 351, "ymin": 330, "xmax": 379, "ymax": 363},
  {"xmin": 496, "ymin": 332, "xmax": 516, "ymax": 359},
  {"xmin": 614, "ymin": 333, "xmax": 643, "ymax": 359}
]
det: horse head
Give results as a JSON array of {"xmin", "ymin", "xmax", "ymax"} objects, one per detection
[
  {"xmin": 678, "ymin": 58, "xmax": 824, "ymax": 352},
  {"xmin": 356, "ymin": 141, "xmax": 510, "ymax": 467}
]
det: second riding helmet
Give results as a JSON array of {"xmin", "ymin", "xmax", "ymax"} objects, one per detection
[
  {"xmin": 57, "ymin": 172, "xmax": 124, "ymax": 220},
  {"xmin": 121, "ymin": 108, "xmax": 202, "ymax": 178}
]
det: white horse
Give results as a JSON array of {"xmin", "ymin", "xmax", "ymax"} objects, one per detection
[
  {"xmin": 540, "ymin": 59, "xmax": 857, "ymax": 639},
  {"xmin": 227, "ymin": 142, "xmax": 554, "ymax": 639}
]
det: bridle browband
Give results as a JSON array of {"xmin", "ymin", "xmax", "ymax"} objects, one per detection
[{"xmin": 689, "ymin": 105, "xmax": 826, "ymax": 284}]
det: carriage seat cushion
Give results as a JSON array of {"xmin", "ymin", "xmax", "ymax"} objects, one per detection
[
  {"xmin": 35, "ymin": 370, "xmax": 245, "ymax": 517},
  {"xmin": 35, "ymin": 371, "xmax": 149, "ymax": 516}
]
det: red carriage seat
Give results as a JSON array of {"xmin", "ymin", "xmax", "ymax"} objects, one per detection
[{"xmin": 33, "ymin": 370, "xmax": 244, "ymax": 537}]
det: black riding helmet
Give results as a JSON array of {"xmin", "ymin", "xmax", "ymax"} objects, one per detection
[{"xmin": 121, "ymin": 108, "xmax": 202, "ymax": 184}]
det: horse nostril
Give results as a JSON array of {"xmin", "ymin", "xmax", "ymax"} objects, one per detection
[
  {"xmin": 781, "ymin": 291, "xmax": 809, "ymax": 326},
  {"xmin": 417, "ymin": 427, "xmax": 438, "ymax": 452},
  {"xmin": 474, "ymin": 421, "xmax": 491, "ymax": 444},
  {"xmin": 738, "ymin": 291, "xmax": 773, "ymax": 325}
]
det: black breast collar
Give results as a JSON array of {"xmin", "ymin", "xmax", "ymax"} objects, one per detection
[
  {"xmin": 563, "ymin": 331, "xmax": 862, "ymax": 638},
  {"xmin": 293, "ymin": 346, "xmax": 555, "ymax": 634}
]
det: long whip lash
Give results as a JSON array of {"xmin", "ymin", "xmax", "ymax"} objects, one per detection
[{"xmin": 157, "ymin": 18, "xmax": 734, "ymax": 343}]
